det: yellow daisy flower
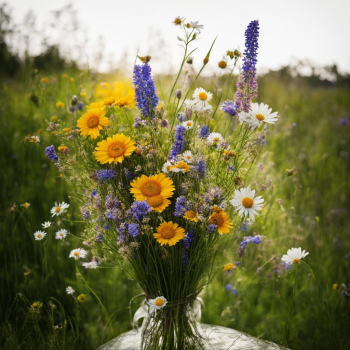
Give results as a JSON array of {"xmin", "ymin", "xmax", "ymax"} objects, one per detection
[
  {"xmin": 103, "ymin": 97, "xmax": 116, "ymax": 106},
  {"xmin": 173, "ymin": 161, "xmax": 191, "ymax": 173},
  {"xmin": 87, "ymin": 102, "xmax": 105, "ymax": 109},
  {"xmin": 77, "ymin": 108, "xmax": 109, "ymax": 139},
  {"xmin": 94, "ymin": 133, "xmax": 136, "ymax": 164},
  {"xmin": 183, "ymin": 210, "xmax": 199, "ymax": 222},
  {"xmin": 56, "ymin": 102, "xmax": 64, "ymax": 109},
  {"xmin": 77, "ymin": 294, "xmax": 87, "ymax": 303},
  {"xmin": 223, "ymin": 263, "xmax": 235, "ymax": 272},
  {"xmin": 209, "ymin": 207, "xmax": 233, "ymax": 235},
  {"xmin": 130, "ymin": 173, "xmax": 175, "ymax": 212},
  {"xmin": 153, "ymin": 221, "xmax": 185, "ymax": 246}
]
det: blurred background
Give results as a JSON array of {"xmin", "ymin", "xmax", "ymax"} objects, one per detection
[{"xmin": 1, "ymin": 1, "xmax": 350, "ymax": 349}]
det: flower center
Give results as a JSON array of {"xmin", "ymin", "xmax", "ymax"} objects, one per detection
[
  {"xmin": 242, "ymin": 197, "xmax": 254, "ymax": 208},
  {"xmin": 210, "ymin": 213, "xmax": 224, "ymax": 227},
  {"xmin": 256, "ymin": 113, "xmax": 265, "ymax": 121},
  {"xmin": 87, "ymin": 115, "xmax": 100, "ymax": 128},
  {"xmin": 218, "ymin": 61, "xmax": 227, "ymax": 69},
  {"xmin": 160, "ymin": 226, "xmax": 175, "ymax": 239},
  {"xmin": 186, "ymin": 156, "xmax": 191, "ymax": 160},
  {"xmin": 108, "ymin": 141, "xmax": 126, "ymax": 158},
  {"xmin": 198, "ymin": 92, "xmax": 208, "ymax": 101},
  {"xmin": 213, "ymin": 138, "xmax": 220, "ymax": 144},
  {"xmin": 293, "ymin": 258, "xmax": 300, "ymax": 264},
  {"xmin": 55, "ymin": 206, "xmax": 61, "ymax": 213},
  {"xmin": 186, "ymin": 122, "xmax": 192, "ymax": 126},
  {"xmin": 174, "ymin": 18, "xmax": 182, "ymax": 25},
  {"xmin": 74, "ymin": 252, "xmax": 80, "ymax": 256},
  {"xmin": 60, "ymin": 233, "xmax": 64, "ymax": 236},
  {"xmin": 176, "ymin": 161, "xmax": 189, "ymax": 169},
  {"xmin": 33, "ymin": 302, "xmax": 39, "ymax": 307},
  {"xmin": 146, "ymin": 195, "xmax": 164, "ymax": 208},
  {"xmin": 140, "ymin": 180, "xmax": 162, "ymax": 197},
  {"xmin": 37, "ymin": 234, "xmax": 42, "ymax": 238},
  {"xmin": 155, "ymin": 298, "xmax": 164, "ymax": 306}
]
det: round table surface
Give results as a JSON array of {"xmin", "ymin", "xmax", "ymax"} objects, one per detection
[{"xmin": 97, "ymin": 323, "xmax": 287, "ymax": 350}]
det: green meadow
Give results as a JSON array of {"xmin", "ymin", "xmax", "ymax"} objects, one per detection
[{"xmin": 1, "ymin": 64, "xmax": 350, "ymax": 350}]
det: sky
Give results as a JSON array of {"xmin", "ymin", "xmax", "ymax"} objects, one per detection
[{"xmin": 8, "ymin": 0, "xmax": 350, "ymax": 75}]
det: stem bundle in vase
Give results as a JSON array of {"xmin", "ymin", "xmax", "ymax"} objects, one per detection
[{"xmin": 37, "ymin": 17, "xmax": 281, "ymax": 349}]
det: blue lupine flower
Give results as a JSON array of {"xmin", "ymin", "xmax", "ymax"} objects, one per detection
[
  {"xmin": 228, "ymin": 165, "xmax": 235, "ymax": 172},
  {"xmin": 103, "ymin": 223, "xmax": 111, "ymax": 230},
  {"xmin": 174, "ymin": 196, "xmax": 188, "ymax": 217},
  {"xmin": 221, "ymin": 100, "xmax": 238, "ymax": 116},
  {"xmin": 131, "ymin": 200, "xmax": 152, "ymax": 221},
  {"xmin": 183, "ymin": 229, "xmax": 195, "ymax": 249},
  {"xmin": 45, "ymin": 145, "xmax": 59, "ymax": 162},
  {"xmin": 97, "ymin": 169, "xmax": 116, "ymax": 181},
  {"xmin": 198, "ymin": 125, "xmax": 210, "ymax": 139},
  {"xmin": 181, "ymin": 250, "xmax": 189, "ymax": 265},
  {"xmin": 133, "ymin": 63, "xmax": 159, "ymax": 119},
  {"xmin": 126, "ymin": 169, "xmax": 136, "ymax": 181},
  {"xmin": 235, "ymin": 20, "xmax": 259, "ymax": 112},
  {"xmin": 208, "ymin": 224, "xmax": 217, "ymax": 233},
  {"xmin": 169, "ymin": 125, "xmax": 186, "ymax": 159},
  {"xmin": 82, "ymin": 210, "xmax": 90, "ymax": 220},
  {"xmin": 178, "ymin": 113, "xmax": 186, "ymax": 122},
  {"xmin": 196, "ymin": 160, "xmax": 206, "ymax": 178},
  {"xmin": 239, "ymin": 234, "xmax": 262, "ymax": 256},
  {"xmin": 77, "ymin": 102, "xmax": 84, "ymax": 111},
  {"xmin": 128, "ymin": 223, "xmax": 140, "ymax": 238}
]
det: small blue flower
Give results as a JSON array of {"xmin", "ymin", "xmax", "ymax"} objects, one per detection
[
  {"xmin": 221, "ymin": 100, "xmax": 238, "ymax": 116},
  {"xmin": 183, "ymin": 229, "xmax": 195, "ymax": 249},
  {"xmin": 174, "ymin": 196, "xmax": 188, "ymax": 217},
  {"xmin": 97, "ymin": 169, "xmax": 116, "ymax": 181},
  {"xmin": 208, "ymin": 224, "xmax": 217, "ymax": 233},
  {"xmin": 225, "ymin": 284, "xmax": 232, "ymax": 292},
  {"xmin": 169, "ymin": 125, "xmax": 186, "ymax": 159},
  {"xmin": 45, "ymin": 145, "xmax": 59, "ymax": 162},
  {"xmin": 231, "ymin": 289, "xmax": 238, "ymax": 296},
  {"xmin": 82, "ymin": 210, "xmax": 90, "ymax": 220},
  {"xmin": 196, "ymin": 160, "xmax": 206, "ymax": 178},
  {"xmin": 131, "ymin": 200, "xmax": 152, "ymax": 221},
  {"xmin": 178, "ymin": 113, "xmax": 186, "ymax": 122},
  {"xmin": 198, "ymin": 125, "xmax": 210, "ymax": 139},
  {"xmin": 77, "ymin": 102, "xmax": 84, "ymax": 111},
  {"xmin": 128, "ymin": 223, "xmax": 140, "ymax": 238},
  {"xmin": 228, "ymin": 165, "xmax": 235, "ymax": 172}
]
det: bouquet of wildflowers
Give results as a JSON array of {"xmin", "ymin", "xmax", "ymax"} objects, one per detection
[{"xmin": 37, "ymin": 17, "xmax": 280, "ymax": 349}]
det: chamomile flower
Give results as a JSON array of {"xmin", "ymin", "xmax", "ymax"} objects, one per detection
[
  {"xmin": 69, "ymin": 248, "xmax": 88, "ymax": 260},
  {"xmin": 30, "ymin": 135, "xmax": 40, "ymax": 143},
  {"xmin": 50, "ymin": 201, "xmax": 69, "ymax": 217},
  {"xmin": 41, "ymin": 221, "xmax": 51, "ymax": 229},
  {"xmin": 66, "ymin": 286, "xmax": 75, "ymax": 295},
  {"xmin": 182, "ymin": 150, "xmax": 194, "ymax": 163},
  {"xmin": 207, "ymin": 132, "xmax": 224, "ymax": 146},
  {"xmin": 82, "ymin": 261, "xmax": 98, "ymax": 269},
  {"xmin": 229, "ymin": 187, "xmax": 264, "ymax": 222},
  {"xmin": 182, "ymin": 120, "xmax": 194, "ymax": 130},
  {"xmin": 34, "ymin": 231, "xmax": 46, "ymax": 240},
  {"xmin": 249, "ymin": 103, "xmax": 278, "ymax": 127},
  {"xmin": 193, "ymin": 88, "xmax": 212, "ymax": 104},
  {"xmin": 281, "ymin": 247, "xmax": 309, "ymax": 265},
  {"xmin": 173, "ymin": 16, "xmax": 185, "ymax": 26},
  {"xmin": 189, "ymin": 21, "xmax": 204, "ymax": 34},
  {"xmin": 55, "ymin": 229, "xmax": 68, "ymax": 240},
  {"xmin": 162, "ymin": 161, "xmax": 174, "ymax": 173},
  {"xmin": 21, "ymin": 202, "xmax": 30, "ymax": 209},
  {"xmin": 147, "ymin": 296, "xmax": 168, "ymax": 314}
]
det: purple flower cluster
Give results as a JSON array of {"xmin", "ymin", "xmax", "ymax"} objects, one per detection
[
  {"xmin": 82, "ymin": 210, "xmax": 91, "ymax": 220},
  {"xmin": 126, "ymin": 169, "xmax": 136, "ymax": 181},
  {"xmin": 228, "ymin": 165, "xmax": 235, "ymax": 172},
  {"xmin": 77, "ymin": 102, "xmax": 84, "ymax": 111},
  {"xmin": 169, "ymin": 125, "xmax": 186, "ymax": 159},
  {"xmin": 183, "ymin": 229, "xmax": 195, "ymax": 249},
  {"xmin": 221, "ymin": 100, "xmax": 238, "ymax": 116},
  {"xmin": 178, "ymin": 113, "xmax": 186, "ymax": 122},
  {"xmin": 45, "ymin": 145, "xmax": 59, "ymax": 162},
  {"xmin": 208, "ymin": 224, "xmax": 217, "ymax": 233},
  {"xmin": 97, "ymin": 169, "xmax": 116, "ymax": 181},
  {"xmin": 225, "ymin": 284, "xmax": 238, "ymax": 296},
  {"xmin": 131, "ymin": 200, "xmax": 152, "ymax": 221},
  {"xmin": 198, "ymin": 125, "xmax": 210, "ymax": 139},
  {"xmin": 235, "ymin": 20, "xmax": 259, "ymax": 112},
  {"xmin": 117, "ymin": 224, "xmax": 127, "ymax": 243},
  {"xmin": 181, "ymin": 250, "xmax": 189, "ymax": 265},
  {"xmin": 128, "ymin": 223, "xmax": 140, "ymax": 238},
  {"xmin": 174, "ymin": 196, "xmax": 188, "ymax": 217},
  {"xmin": 133, "ymin": 63, "xmax": 159, "ymax": 119},
  {"xmin": 196, "ymin": 160, "xmax": 206, "ymax": 178},
  {"xmin": 239, "ymin": 235, "xmax": 262, "ymax": 257}
]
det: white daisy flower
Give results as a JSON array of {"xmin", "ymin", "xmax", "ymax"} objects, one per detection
[
  {"xmin": 182, "ymin": 120, "xmax": 194, "ymax": 130},
  {"xmin": 238, "ymin": 111, "xmax": 253, "ymax": 125},
  {"xmin": 250, "ymin": 103, "xmax": 278, "ymax": 127},
  {"xmin": 182, "ymin": 150, "xmax": 194, "ymax": 163},
  {"xmin": 41, "ymin": 221, "xmax": 52, "ymax": 229},
  {"xmin": 51, "ymin": 201, "xmax": 69, "ymax": 217},
  {"xmin": 69, "ymin": 248, "xmax": 88, "ymax": 260},
  {"xmin": 34, "ymin": 230, "xmax": 46, "ymax": 240},
  {"xmin": 162, "ymin": 161, "xmax": 174, "ymax": 173},
  {"xmin": 147, "ymin": 296, "xmax": 168, "ymax": 314},
  {"xmin": 82, "ymin": 261, "xmax": 98, "ymax": 269},
  {"xmin": 193, "ymin": 88, "xmax": 213, "ymax": 104},
  {"xmin": 30, "ymin": 135, "xmax": 40, "ymax": 143},
  {"xmin": 173, "ymin": 16, "xmax": 185, "ymax": 26},
  {"xmin": 207, "ymin": 132, "xmax": 224, "ymax": 146},
  {"xmin": 66, "ymin": 286, "xmax": 75, "ymax": 295},
  {"xmin": 189, "ymin": 21, "xmax": 204, "ymax": 34},
  {"xmin": 184, "ymin": 99, "xmax": 197, "ymax": 111},
  {"xmin": 281, "ymin": 247, "xmax": 309, "ymax": 265},
  {"xmin": 21, "ymin": 202, "xmax": 30, "ymax": 209},
  {"xmin": 55, "ymin": 229, "xmax": 68, "ymax": 240},
  {"xmin": 229, "ymin": 187, "xmax": 264, "ymax": 222}
]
